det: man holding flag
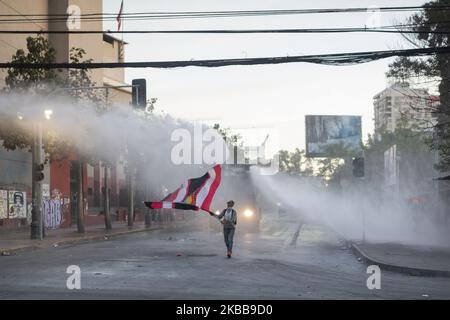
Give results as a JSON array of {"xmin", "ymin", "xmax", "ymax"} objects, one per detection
[
  {"xmin": 145, "ymin": 165, "xmax": 239, "ymax": 258},
  {"xmin": 217, "ymin": 200, "xmax": 238, "ymax": 258},
  {"xmin": 144, "ymin": 165, "xmax": 222, "ymax": 214}
]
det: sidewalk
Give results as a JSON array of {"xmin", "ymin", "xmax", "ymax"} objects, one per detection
[
  {"xmin": 351, "ymin": 241, "xmax": 450, "ymax": 277},
  {"xmin": 0, "ymin": 220, "xmax": 170, "ymax": 255}
]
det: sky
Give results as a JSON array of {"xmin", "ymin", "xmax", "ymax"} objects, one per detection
[{"xmin": 103, "ymin": 0, "xmax": 428, "ymax": 155}]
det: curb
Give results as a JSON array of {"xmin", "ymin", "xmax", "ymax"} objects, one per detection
[
  {"xmin": 50, "ymin": 226, "xmax": 162, "ymax": 247},
  {"xmin": 0, "ymin": 221, "xmax": 195, "ymax": 256},
  {"xmin": 350, "ymin": 242, "xmax": 450, "ymax": 278}
]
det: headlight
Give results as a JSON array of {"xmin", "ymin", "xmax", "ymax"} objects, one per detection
[
  {"xmin": 215, "ymin": 210, "xmax": 220, "ymax": 216},
  {"xmin": 244, "ymin": 209, "xmax": 254, "ymax": 218}
]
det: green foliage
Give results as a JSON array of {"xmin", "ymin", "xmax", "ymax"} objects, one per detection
[
  {"xmin": 1, "ymin": 35, "xmax": 103, "ymax": 163},
  {"xmin": 365, "ymin": 127, "xmax": 429, "ymax": 155},
  {"xmin": 386, "ymin": 56, "xmax": 438, "ymax": 80},
  {"xmin": 213, "ymin": 123, "xmax": 243, "ymax": 147},
  {"xmin": 4, "ymin": 35, "xmax": 58, "ymax": 93},
  {"xmin": 315, "ymin": 143, "xmax": 357, "ymax": 181},
  {"xmin": 277, "ymin": 148, "xmax": 313, "ymax": 176},
  {"xmin": 363, "ymin": 120, "xmax": 431, "ymax": 183},
  {"xmin": 0, "ymin": 118, "xmax": 32, "ymax": 151},
  {"xmin": 65, "ymin": 47, "xmax": 102, "ymax": 105}
]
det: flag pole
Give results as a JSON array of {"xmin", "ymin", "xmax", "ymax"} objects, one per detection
[{"xmin": 121, "ymin": 1, "xmax": 124, "ymax": 60}]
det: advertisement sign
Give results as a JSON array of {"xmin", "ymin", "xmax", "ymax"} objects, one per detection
[{"xmin": 305, "ymin": 115, "xmax": 362, "ymax": 157}]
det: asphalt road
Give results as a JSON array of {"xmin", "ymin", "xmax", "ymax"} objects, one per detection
[{"xmin": 0, "ymin": 221, "xmax": 449, "ymax": 299}]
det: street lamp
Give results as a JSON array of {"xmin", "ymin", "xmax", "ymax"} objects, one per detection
[
  {"xmin": 30, "ymin": 108, "xmax": 52, "ymax": 240},
  {"xmin": 44, "ymin": 109, "xmax": 53, "ymax": 120}
]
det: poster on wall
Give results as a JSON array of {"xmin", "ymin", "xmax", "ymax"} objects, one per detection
[
  {"xmin": 42, "ymin": 184, "xmax": 50, "ymax": 199},
  {"xmin": 8, "ymin": 190, "xmax": 27, "ymax": 219},
  {"xmin": 0, "ymin": 190, "xmax": 8, "ymax": 219}
]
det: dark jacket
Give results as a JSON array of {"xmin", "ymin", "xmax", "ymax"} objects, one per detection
[{"xmin": 218, "ymin": 208, "xmax": 237, "ymax": 228}]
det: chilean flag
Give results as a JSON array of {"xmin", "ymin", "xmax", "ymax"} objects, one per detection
[
  {"xmin": 145, "ymin": 165, "xmax": 221, "ymax": 215},
  {"xmin": 116, "ymin": 0, "xmax": 124, "ymax": 31}
]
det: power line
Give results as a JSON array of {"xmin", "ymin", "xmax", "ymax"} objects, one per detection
[
  {"xmin": 1, "ymin": 5, "xmax": 449, "ymax": 17},
  {"xmin": 1, "ymin": 26, "xmax": 450, "ymax": 35},
  {"xmin": 0, "ymin": 5, "xmax": 449, "ymax": 24},
  {"xmin": 1, "ymin": 46, "xmax": 449, "ymax": 69}
]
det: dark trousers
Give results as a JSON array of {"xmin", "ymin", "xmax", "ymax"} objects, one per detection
[{"xmin": 223, "ymin": 227, "xmax": 235, "ymax": 252}]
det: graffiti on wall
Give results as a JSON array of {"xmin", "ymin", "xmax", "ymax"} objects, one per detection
[
  {"xmin": 43, "ymin": 198, "xmax": 62, "ymax": 229},
  {"xmin": 0, "ymin": 188, "xmax": 67, "ymax": 229}
]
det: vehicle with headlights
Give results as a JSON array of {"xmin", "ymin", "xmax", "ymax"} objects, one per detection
[{"xmin": 210, "ymin": 164, "xmax": 261, "ymax": 233}]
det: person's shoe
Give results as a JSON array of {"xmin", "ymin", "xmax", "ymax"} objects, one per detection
[{"xmin": 227, "ymin": 251, "xmax": 231, "ymax": 258}]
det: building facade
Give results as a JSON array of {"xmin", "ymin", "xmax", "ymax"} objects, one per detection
[
  {"xmin": 0, "ymin": 0, "xmax": 138, "ymax": 229},
  {"xmin": 373, "ymin": 82, "xmax": 438, "ymax": 133}
]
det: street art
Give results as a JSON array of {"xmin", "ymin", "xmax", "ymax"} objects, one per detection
[
  {"xmin": 0, "ymin": 190, "xmax": 7, "ymax": 219},
  {"xmin": 43, "ymin": 198, "xmax": 62, "ymax": 229},
  {"xmin": 8, "ymin": 190, "xmax": 27, "ymax": 219}
]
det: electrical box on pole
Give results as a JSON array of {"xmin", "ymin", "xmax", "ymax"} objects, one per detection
[
  {"xmin": 352, "ymin": 157, "xmax": 365, "ymax": 178},
  {"xmin": 34, "ymin": 163, "xmax": 44, "ymax": 181}
]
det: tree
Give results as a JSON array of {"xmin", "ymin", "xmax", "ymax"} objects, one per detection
[
  {"xmin": 213, "ymin": 123, "xmax": 243, "ymax": 147},
  {"xmin": 363, "ymin": 118, "xmax": 432, "ymax": 199},
  {"xmin": 277, "ymin": 148, "xmax": 314, "ymax": 176},
  {"xmin": 2, "ymin": 36, "xmax": 102, "ymax": 155},
  {"xmin": 4, "ymin": 36, "xmax": 58, "ymax": 94},
  {"xmin": 387, "ymin": 0, "xmax": 450, "ymax": 171},
  {"xmin": 1, "ymin": 36, "xmax": 57, "ymax": 151},
  {"xmin": 212, "ymin": 123, "xmax": 246, "ymax": 164},
  {"xmin": 315, "ymin": 143, "xmax": 358, "ymax": 183}
]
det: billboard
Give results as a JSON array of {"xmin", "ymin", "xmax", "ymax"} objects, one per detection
[{"xmin": 305, "ymin": 115, "xmax": 362, "ymax": 157}]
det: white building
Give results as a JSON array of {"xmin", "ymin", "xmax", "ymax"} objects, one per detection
[{"xmin": 373, "ymin": 82, "xmax": 439, "ymax": 133}]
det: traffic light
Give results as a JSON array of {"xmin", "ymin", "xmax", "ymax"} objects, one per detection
[
  {"xmin": 34, "ymin": 163, "xmax": 44, "ymax": 182},
  {"xmin": 132, "ymin": 78, "xmax": 147, "ymax": 108},
  {"xmin": 352, "ymin": 157, "xmax": 364, "ymax": 178}
]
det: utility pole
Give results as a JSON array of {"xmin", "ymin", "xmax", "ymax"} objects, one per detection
[
  {"xmin": 103, "ymin": 162, "xmax": 112, "ymax": 230},
  {"xmin": 127, "ymin": 167, "xmax": 135, "ymax": 227},
  {"xmin": 30, "ymin": 122, "xmax": 43, "ymax": 240},
  {"xmin": 77, "ymin": 159, "xmax": 85, "ymax": 233},
  {"xmin": 103, "ymin": 88, "xmax": 112, "ymax": 230},
  {"xmin": 144, "ymin": 181, "xmax": 151, "ymax": 228},
  {"xmin": 127, "ymin": 79, "xmax": 147, "ymax": 227},
  {"xmin": 74, "ymin": 89, "xmax": 85, "ymax": 234}
]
